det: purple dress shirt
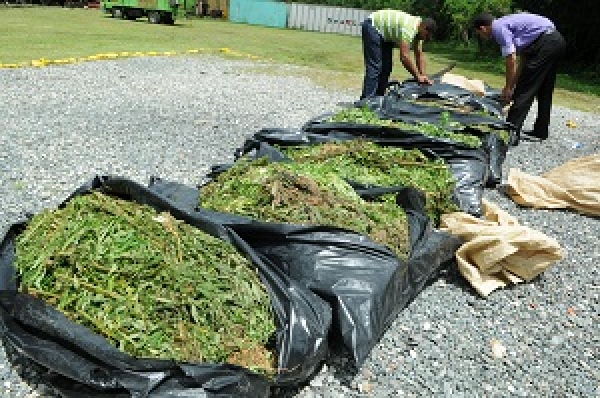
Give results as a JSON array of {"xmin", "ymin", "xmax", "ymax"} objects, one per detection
[{"xmin": 491, "ymin": 13, "xmax": 555, "ymax": 57}]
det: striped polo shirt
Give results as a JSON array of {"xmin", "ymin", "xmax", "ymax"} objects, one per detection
[{"xmin": 370, "ymin": 10, "xmax": 422, "ymax": 46}]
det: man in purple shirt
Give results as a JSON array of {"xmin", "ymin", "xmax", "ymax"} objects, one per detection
[{"xmin": 473, "ymin": 13, "xmax": 566, "ymax": 146}]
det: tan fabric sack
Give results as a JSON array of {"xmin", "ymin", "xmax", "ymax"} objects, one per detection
[
  {"xmin": 441, "ymin": 200, "xmax": 564, "ymax": 297},
  {"xmin": 440, "ymin": 73, "xmax": 486, "ymax": 96},
  {"xmin": 504, "ymin": 154, "xmax": 600, "ymax": 216}
]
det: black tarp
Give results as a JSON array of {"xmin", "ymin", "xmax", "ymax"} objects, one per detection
[
  {"xmin": 380, "ymin": 81, "xmax": 510, "ymax": 188},
  {"xmin": 385, "ymin": 78, "xmax": 508, "ymax": 119},
  {"xmin": 1, "ymin": 174, "xmax": 460, "ymax": 397},
  {"xmin": 0, "ymin": 176, "xmax": 330, "ymax": 397},
  {"xmin": 353, "ymin": 78, "xmax": 512, "ymax": 190},
  {"xmin": 295, "ymin": 77, "xmax": 512, "ymax": 215},
  {"xmin": 382, "ymin": 80, "xmax": 508, "ymax": 187},
  {"xmin": 201, "ymin": 152, "xmax": 462, "ymax": 365}
]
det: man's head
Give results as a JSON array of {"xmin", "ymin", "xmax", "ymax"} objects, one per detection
[
  {"xmin": 473, "ymin": 13, "xmax": 495, "ymax": 40},
  {"xmin": 418, "ymin": 17, "xmax": 437, "ymax": 41}
]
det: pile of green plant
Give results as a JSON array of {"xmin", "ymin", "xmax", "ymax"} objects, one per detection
[
  {"xmin": 411, "ymin": 100, "xmax": 511, "ymax": 144},
  {"xmin": 412, "ymin": 98, "xmax": 484, "ymax": 115},
  {"xmin": 15, "ymin": 192, "xmax": 277, "ymax": 376},
  {"xmin": 328, "ymin": 107, "xmax": 483, "ymax": 148},
  {"xmin": 200, "ymin": 156, "xmax": 411, "ymax": 259},
  {"xmin": 281, "ymin": 140, "xmax": 458, "ymax": 224}
]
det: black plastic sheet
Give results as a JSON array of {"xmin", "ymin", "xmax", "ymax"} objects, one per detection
[
  {"xmin": 199, "ymin": 159, "xmax": 461, "ymax": 367},
  {"xmin": 1, "ymin": 173, "xmax": 460, "ymax": 396},
  {"xmin": 0, "ymin": 176, "xmax": 332, "ymax": 397},
  {"xmin": 354, "ymin": 77, "xmax": 512, "ymax": 188},
  {"xmin": 482, "ymin": 132, "xmax": 508, "ymax": 188},
  {"xmin": 379, "ymin": 85, "xmax": 509, "ymax": 188},
  {"xmin": 385, "ymin": 77, "xmax": 508, "ymax": 119}
]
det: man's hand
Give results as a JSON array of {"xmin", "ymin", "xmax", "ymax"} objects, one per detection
[
  {"xmin": 501, "ymin": 86, "xmax": 513, "ymax": 103},
  {"xmin": 417, "ymin": 74, "xmax": 433, "ymax": 85}
]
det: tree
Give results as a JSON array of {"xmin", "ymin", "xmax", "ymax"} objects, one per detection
[
  {"xmin": 442, "ymin": 0, "xmax": 512, "ymax": 43},
  {"xmin": 513, "ymin": 0, "xmax": 600, "ymax": 64}
]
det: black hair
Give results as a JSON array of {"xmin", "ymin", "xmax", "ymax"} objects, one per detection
[
  {"xmin": 472, "ymin": 13, "xmax": 494, "ymax": 30},
  {"xmin": 422, "ymin": 17, "xmax": 437, "ymax": 35}
]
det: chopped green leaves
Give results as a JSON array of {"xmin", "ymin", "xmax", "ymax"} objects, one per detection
[
  {"xmin": 282, "ymin": 140, "xmax": 458, "ymax": 225},
  {"xmin": 328, "ymin": 107, "xmax": 483, "ymax": 148},
  {"xmin": 201, "ymin": 156, "xmax": 411, "ymax": 259},
  {"xmin": 15, "ymin": 192, "xmax": 277, "ymax": 376},
  {"xmin": 200, "ymin": 140, "xmax": 459, "ymax": 259}
]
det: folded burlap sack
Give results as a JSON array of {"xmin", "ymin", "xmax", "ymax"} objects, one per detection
[
  {"xmin": 441, "ymin": 199, "xmax": 564, "ymax": 297},
  {"xmin": 503, "ymin": 154, "xmax": 600, "ymax": 216},
  {"xmin": 440, "ymin": 73, "xmax": 486, "ymax": 96}
]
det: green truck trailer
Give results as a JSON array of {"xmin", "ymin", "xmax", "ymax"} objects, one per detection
[{"xmin": 101, "ymin": 0, "xmax": 197, "ymax": 24}]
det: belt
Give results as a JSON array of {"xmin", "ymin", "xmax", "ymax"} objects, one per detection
[
  {"xmin": 533, "ymin": 28, "xmax": 556, "ymax": 43},
  {"xmin": 523, "ymin": 28, "xmax": 556, "ymax": 52},
  {"xmin": 543, "ymin": 28, "xmax": 556, "ymax": 36}
]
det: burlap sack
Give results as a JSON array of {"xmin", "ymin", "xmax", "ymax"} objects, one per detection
[
  {"xmin": 504, "ymin": 154, "xmax": 600, "ymax": 216},
  {"xmin": 440, "ymin": 73, "xmax": 486, "ymax": 96},
  {"xmin": 441, "ymin": 199, "xmax": 564, "ymax": 297}
]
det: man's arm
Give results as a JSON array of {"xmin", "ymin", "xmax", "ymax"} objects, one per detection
[
  {"xmin": 414, "ymin": 40, "xmax": 427, "ymax": 75},
  {"xmin": 502, "ymin": 52, "xmax": 518, "ymax": 102},
  {"xmin": 515, "ymin": 55, "xmax": 524, "ymax": 84},
  {"xmin": 399, "ymin": 40, "xmax": 432, "ymax": 84}
]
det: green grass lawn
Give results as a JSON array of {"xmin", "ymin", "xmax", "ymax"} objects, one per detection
[{"xmin": 2, "ymin": 6, "xmax": 599, "ymax": 113}]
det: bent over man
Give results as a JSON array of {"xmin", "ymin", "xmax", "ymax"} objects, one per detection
[
  {"xmin": 360, "ymin": 9, "xmax": 437, "ymax": 100},
  {"xmin": 473, "ymin": 12, "xmax": 566, "ymax": 145}
]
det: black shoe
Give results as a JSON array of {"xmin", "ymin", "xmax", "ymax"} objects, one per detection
[
  {"xmin": 520, "ymin": 135, "xmax": 543, "ymax": 143},
  {"xmin": 522, "ymin": 129, "xmax": 549, "ymax": 140}
]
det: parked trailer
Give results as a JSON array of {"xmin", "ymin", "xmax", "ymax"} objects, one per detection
[{"xmin": 101, "ymin": 0, "xmax": 196, "ymax": 24}]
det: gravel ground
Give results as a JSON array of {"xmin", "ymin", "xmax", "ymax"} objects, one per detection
[{"xmin": 1, "ymin": 55, "xmax": 598, "ymax": 398}]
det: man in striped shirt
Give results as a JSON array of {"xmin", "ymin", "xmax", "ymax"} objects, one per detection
[{"xmin": 360, "ymin": 9, "xmax": 437, "ymax": 100}]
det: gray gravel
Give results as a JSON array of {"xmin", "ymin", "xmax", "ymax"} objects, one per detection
[{"xmin": 1, "ymin": 55, "xmax": 599, "ymax": 398}]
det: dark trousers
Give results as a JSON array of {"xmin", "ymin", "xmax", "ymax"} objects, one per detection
[
  {"xmin": 508, "ymin": 30, "xmax": 566, "ymax": 138},
  {"xmin": 360, "ymin": 19, "xmax": 395, "ymax": 99}
]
